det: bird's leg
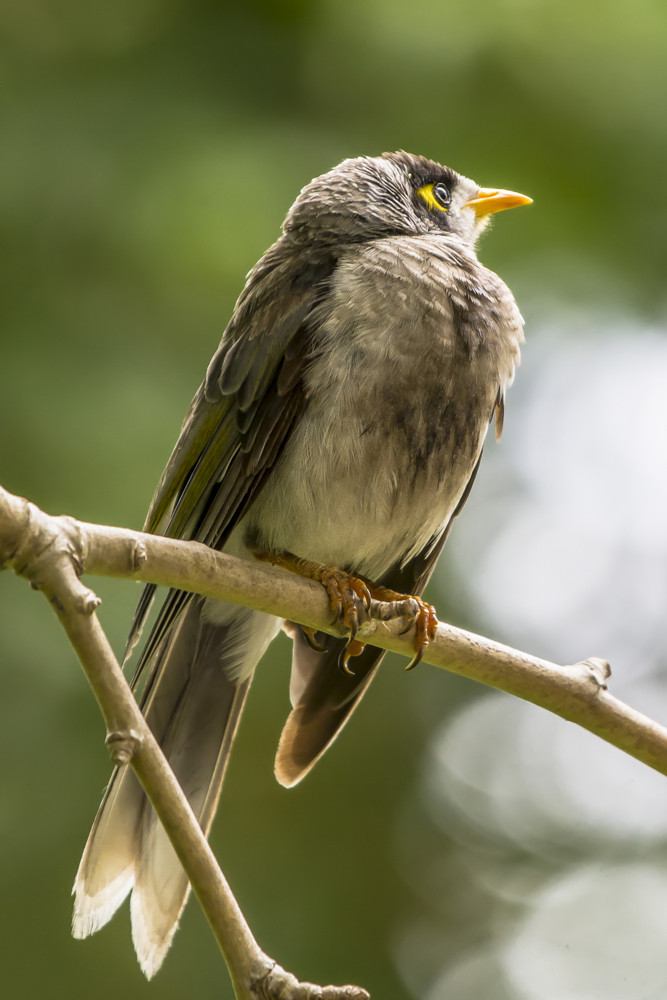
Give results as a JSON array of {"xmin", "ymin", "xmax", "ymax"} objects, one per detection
[
  {"xmin": 253, "ymin": 551, "xmax": 371, "ymax": 673},
  {"xmin": 253, "ymin": 551, "xmax": 438, "ymax": 673},
  {"xmin": 366, "ymin": 585, "xmax": 439, "ymax": 670}
]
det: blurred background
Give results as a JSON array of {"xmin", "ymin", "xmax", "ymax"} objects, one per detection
[{"xmin": 2, "ymin": 1, "xmax": 667, "ymax": 998}]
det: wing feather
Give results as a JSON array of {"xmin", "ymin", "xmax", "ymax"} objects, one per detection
[{"xmin": 124, "ymin": 243, "xmax": 336, "ymax": 677}]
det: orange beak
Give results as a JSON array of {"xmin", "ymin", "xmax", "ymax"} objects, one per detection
[{"xmin": 464, "ymin": 187, "xmax": 532, "ymax": 218}]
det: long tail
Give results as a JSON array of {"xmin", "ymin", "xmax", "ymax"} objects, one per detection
[{"xmin": 72, "ymin": 597, "xmax": 278, "ymax": 978}]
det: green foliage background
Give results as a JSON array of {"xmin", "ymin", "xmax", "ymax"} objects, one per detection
[{"xmin": 1, "ymin": 2, "xmax": 667, "ymax": 998}]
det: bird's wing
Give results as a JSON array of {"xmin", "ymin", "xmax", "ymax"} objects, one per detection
[
  {"xmin": 274, "ymin": 451, "xmax": 484, "ymax": 787},
  {"xmin": 125, "ymin": 243, "xmax": 336, "ymax": 676}
]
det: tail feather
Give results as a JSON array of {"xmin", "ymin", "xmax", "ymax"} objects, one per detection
[
  {"xmin": 274, "ymin": 535, "xmax": 450, "ymax": 789},
  {"xmin": 71, "ymin": 766, "xmax": 143, "ymax": 938},
  {"xmin": 73, "ymin": 597, "xmax": 278, "ymax": 977},
  {"xmin": 275, "ymin": 626, "xmax": 384, "ymax": 788}
]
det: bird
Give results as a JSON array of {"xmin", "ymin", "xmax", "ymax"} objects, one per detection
[{"xmin": 72, "ymin": 151, "xmax": 530, "ymax": 977}]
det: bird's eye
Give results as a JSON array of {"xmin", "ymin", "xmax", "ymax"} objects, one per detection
[
  {"xmin": 416, "ymin": 182, "xmax": 451, "ymax": 213},
  {"xmin": 433, "ymin": 183, "xmax": 451, "ymax": 208}
]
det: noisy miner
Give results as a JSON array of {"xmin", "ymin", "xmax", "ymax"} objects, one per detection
[{"xmin": 73, "ymin": 151, "xmax": 531, "ymax": 976}]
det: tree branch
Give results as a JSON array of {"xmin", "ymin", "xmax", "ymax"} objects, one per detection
[
  {"xmin": 2, "ymin": 483, "xmax": 667, "ymax": 995},
  {"xmin": 0, "ymin": 485, "xmax": 368, "ymax": 1000},
  {"xmin": 3, "ymin": 485, "xmax": 664, "ymax": 777}
]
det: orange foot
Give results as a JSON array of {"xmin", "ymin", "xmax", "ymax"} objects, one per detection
[
  {"xmin": 368, "ymin": 585, "xmax": 439, "ymax": 670},
  {"xmin": 253, "ymin": 551, "xmax": 439, "ymax": 674}
]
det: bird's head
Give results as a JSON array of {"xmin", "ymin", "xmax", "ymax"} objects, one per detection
[{"xmin": 283, "ymin": 151, "xmax": 531, "ymax": 248}]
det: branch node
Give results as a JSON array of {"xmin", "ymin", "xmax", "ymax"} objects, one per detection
[
  {"xmin": 571, "ymin": 656, "xmax": 611, "ymax": 691},
  {"xmin": 105, "ymin": 728, "xmax": 143, "ymax": 766},
  {"xmin": 75, "ymin": 587, "xmax": 102, "ymax": 615},
  {"xmin": 251, "ymin": 962, "xmax": 369, "ymax": 1000},
  {"xmin": 132, "ymin": 538, "xmax": 148, "ymax": 571},
  {"xmin": 8, "ymin": 502, "xmax": 90, "ymax": 597}
]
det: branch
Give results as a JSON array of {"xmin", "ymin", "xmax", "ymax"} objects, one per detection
[
  {"xmin": 2, "ymin": 486, "xmax": 664, "ymax": 778},
  {"xmin": 2, "ymin": 483, "xmax": 667, "ymax": 994},
  {"xmin": 0, "ymin": 485, "xmax": 367, "ymax": 1000}
]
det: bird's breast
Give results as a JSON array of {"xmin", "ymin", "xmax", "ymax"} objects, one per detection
[{"xmin": 244, "ymin": 236, "xmax": 523, "ymax": 579}]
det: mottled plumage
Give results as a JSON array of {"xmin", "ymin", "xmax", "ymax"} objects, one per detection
[{"xmin": 72, "ymin": 152, "xmax": 528, "ymax": 977}]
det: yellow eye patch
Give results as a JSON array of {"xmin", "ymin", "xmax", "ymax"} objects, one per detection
[{"xmin": 416, "ymin": 182, "xmax": 450, "ymax": 213}]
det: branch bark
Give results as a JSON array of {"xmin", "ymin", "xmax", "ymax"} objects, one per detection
[{"xmin": 2, "ymin": 483, "xmax": 667, "ymax": 995}]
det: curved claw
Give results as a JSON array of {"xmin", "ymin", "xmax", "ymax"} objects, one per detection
[
  {"xmin": 338, "ymin": 638, "xmax": 366, "ymax": 675},
  {"xmin": 359, "ymin": 581, "xmax": 372, "ymax": 612},
  {"xmin": 338, "ymin": 644, "xmax": 356, "ymax": 675},
  {"xmin": 403, "ymin": 599, "xmax": 438, "ymax": 670},
  {"xmin": 404, "ymin": 646, "xmax": 425, "ymax": 671},
  {"xmin": 301, "ymin": 627, "xmax": 328, "ymax": 653}
]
